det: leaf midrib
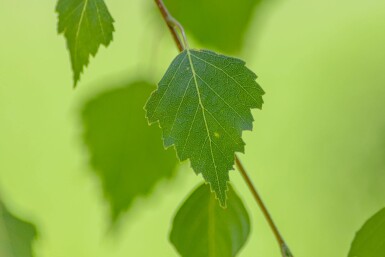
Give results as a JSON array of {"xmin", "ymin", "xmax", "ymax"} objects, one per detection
[
  {"xmin": 208, "ymin": 195, "xmax": 216, "ymax": 257},
  {"xmin": 186, "ymin": 49, "xmax": 223, "ymax": 203},
  {"xmin": 74, "ymin": 0, "xmax": 89, "ymax": 62}
]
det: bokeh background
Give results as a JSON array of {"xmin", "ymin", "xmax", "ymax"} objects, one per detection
[{"xmin": 1, "ymin": 0, "xmax": 385, "ymax": 256}]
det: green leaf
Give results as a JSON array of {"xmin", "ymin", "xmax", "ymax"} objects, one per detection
[
  {"xmin": 0, "ymin": 202, "xmax": 37, "ymax": 257},
  {"xmin": 170, "ymin": 183, "xmax": 250, "ymax": 257},
  {"xmin": 348, "ymin": 207, "xmax": 385, "ymax": 257},
  {"xmin": 145, "ymin": 49, "xmax": 264, "ymax": 206},
  {"xmin": 82, "ymin": 81, "xmax": 178, "ymax": 221},
  {"xmin": 56, "ymin": 0, "xmax": 114, "ymax": 87},
  {"xmin": 163, "ymin": 0, "xmax": 262, "ymax": 53}
]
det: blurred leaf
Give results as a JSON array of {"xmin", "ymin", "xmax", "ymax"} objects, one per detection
[
  {"xmin": 145, "ymin": 49, "xmax": 264, "ymax": 206},
  {"xmin": 170, "ymin": 183, "xmax": 250, "ymax": 257},
  {"xmin": 56, "ymin": 0, "xmax": 114, "ymax": 87},
  {"xmin": 348, "ymin": 207, "xmax": 385, "ymax": 257},
  {"xmin": 0, "ymin": 202, "xmax": 37, "ymax": 257},
  {"xmin": 82, "ymin": 81, "xmax": 178, "ymax": 220},
  {"xmin": 163, "ymin": 0, "xmax": 262, "ymax": 53}
]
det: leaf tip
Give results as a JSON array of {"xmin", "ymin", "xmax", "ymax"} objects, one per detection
[
  {"xmin": 207, "ymin": 180, "xmax": 230, "ymax": 209},
  {"xmin": 73, "ymin": 78, "xmax": 79, "ymax": 88}
]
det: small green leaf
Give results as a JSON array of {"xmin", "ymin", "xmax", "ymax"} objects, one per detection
[
  {"xmin": 56, "ymin": 0, "xmax": 114, "ymax": 86},
  {"xmin": 163, "ymin": 0, "xmax": 262, "ymax": 53},
  {"xmin": 170, "ymin": 183, "xmax": 250, "ymax": 257},
  {"xmin": 145, "ymin": 49, "xmax": 264, "ymax": 206},
  {"xmin": 82, "ymin": 81, "xmax": 178, "ymax": 221},
  {"xmin": 348, "ymin": 207, "xmax": 385, "ymax": 257},
  {"xmin": 0, "ymin": 202, "xmax": 37, "ymax": 257}
]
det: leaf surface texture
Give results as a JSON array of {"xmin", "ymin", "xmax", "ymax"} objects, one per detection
[{"xmin": 145, "ymin": 49, "xmax": 264, "ymax": 206}]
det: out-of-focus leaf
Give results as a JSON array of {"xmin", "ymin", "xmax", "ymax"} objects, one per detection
[
  {"xmin": 170, "ymin": 183, "xmax": 250, "ymax": 257},
  {"xmin": 145, "ymin": 49, "xmax": 264, "ymax": 206},
  {"xmin": 348, "ymin": 207, "xmax": 385, "ymax": 257},
  {"xmin": 56, "ymin": 0, "xmax": 114, "ymax": 86},
  {"xmin": 163, "ymin": 0, "xmax": 262, "ymax": 53},
  {"xmin": 82, "ymin": 81, "xmax": 178, "ymax": 221},
  {"xmin": 0, "ymin": 201, "xmax": 37, "ymax": 257}
]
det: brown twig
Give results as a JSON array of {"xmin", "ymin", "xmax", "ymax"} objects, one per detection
[
  {"xmin": 235, "ymin": 156, "xmax": 293, "ymax": 257},
  {"xmin": 154, "ymin": 0, "xmax": 293, "ymax": 255},
  {"xmin": 154, "ymin": 0, "xmax": 184, "ymax": 52}
]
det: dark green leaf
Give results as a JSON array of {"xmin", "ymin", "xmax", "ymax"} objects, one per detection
[
  {"xmin": 163, "ymin": 0, "xmax": 262, "ymax": 53},
  {"xmin": 0, "ymin": 202, "xmax": 37, "ymax": 257},
  {"xmin": 56, "ymin": 0, "xmax": 114, "ymax": 86},
  {"xmin": 348, "ymin": 207, "xmax": 385, "ymax": 257},
  {"xmin": 145, "ymin": 49, "xmax": 264, "ymax": 206},
  {"xmin": 82, "ymin": 81, "xmax": 178, "ymax": 220},
  {"xmin": 170, "ymin": 183, "xmax": 250, "ymax": 257}
]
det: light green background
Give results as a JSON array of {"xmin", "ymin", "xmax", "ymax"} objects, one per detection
[{"xmin": 0, "ymin": 0, "xmax": 385, "ymax": 256}]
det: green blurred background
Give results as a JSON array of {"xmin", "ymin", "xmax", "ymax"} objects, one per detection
[{"xmin": 0, "ymin": 0, "xmax": 385, "ymax": 256}]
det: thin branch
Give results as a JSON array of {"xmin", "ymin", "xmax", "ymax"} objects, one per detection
[
  {"xmin": 235, "ymin": 156, "xmax": 293, "ymax": 257},
  {"xmin": 154, "ymin": 0, "xmax": 184, "ymax": 51},
  {"xmin": 154, "ymin": 0, "xmax": 293, "ymax": 256}
]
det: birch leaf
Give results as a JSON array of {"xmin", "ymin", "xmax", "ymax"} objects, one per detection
[
  {"xmin": 170, "ymin": 183, "xmax": 250, "ymax": 257},
  {"xmin": 56, "ymin": 0, "xmax": 114, "ymax": 86},
  {"xmin": 145, "ymin": 49, "xmax": 264, "ymax": 206},
  {"xmin": 82, "ymin": 81, "xmax": 178, "ymax": 221}
]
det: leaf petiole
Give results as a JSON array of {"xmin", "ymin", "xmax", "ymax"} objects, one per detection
[
  {"xmin": 166, "ymin": 16, "xmax": 190, "ymax": 50},
  {"xmin": 154, "ymin": 0, "xmax": 184, "ymax": 52}
]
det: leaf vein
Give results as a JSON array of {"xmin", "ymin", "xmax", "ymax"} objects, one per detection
[
  {"xmin": 149, "ymin": 54, "xmax": 188, "ymax": 120},
  {"xmin": 92, "ymin": 0, "xmax": 107, "ymax": 43},
  {"xmin": 190, "ymin": 53, "xmax": 259, "ymax": 104},
  {"xmin": 195, "ymin": 73, "xmax": 247, "ymax": 125}
]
